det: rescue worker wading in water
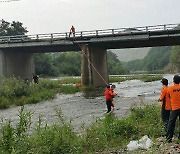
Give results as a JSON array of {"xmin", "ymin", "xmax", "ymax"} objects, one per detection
[{"xmin": 104, "ymin": 85, "xmax": 116, "ymax": 113}]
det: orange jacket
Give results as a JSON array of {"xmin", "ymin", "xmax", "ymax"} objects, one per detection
[
  {"xmin": 168, "ymin": 84, "xmax": 180, "ymax": 110},
  {"xmin": 159, "ymin": 86, "xmax": 171, "ymax": 110},
  {"xmin": 104, "ymin": 88, "xmax": 114, "ymax": 100}
]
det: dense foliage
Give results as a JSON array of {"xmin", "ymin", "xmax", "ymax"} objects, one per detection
[
  {"xmin": 0, "ymin": 19, "xmax": 28, "ymax": 36},
  {"xmin": 34, "ymin": 51, "xmax": 129, "ymax": 77},
  {"xmin": 125, "ymin": 46, "xmax": 172, "ymax": 73},
  {"xmin": 107, "ymin": 51, "xmax": 129, "ymax": 75},
  {"xmin": 34, "ymin": 53, "xmax": 59, "ymax": 77},
  {"xmin": 170, "ymin": 46, "xmax": 180, "ymax": 72},
  {"xmin": 53, "ymin": 52, "xmax": 81, "ymax": 76},
  {"xmin": 0, "ymin": 104, "xmax": 177, "ymax": 153},
  {"xmin": 0, "ymin": 77, "xmax": 80, "ymax": 109}
]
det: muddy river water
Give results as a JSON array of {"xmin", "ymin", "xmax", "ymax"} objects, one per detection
[{"xmin": 0, "ymin": 74, "xmax": 174, "ymax": 133}]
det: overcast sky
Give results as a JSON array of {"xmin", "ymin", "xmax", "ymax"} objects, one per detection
[{"xmin": 0, "ymin": 0, "xmax": 180, "ymax": 35}]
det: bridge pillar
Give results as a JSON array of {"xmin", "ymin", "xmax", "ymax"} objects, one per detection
[
  {"xmin": 0, "ymin": 51, "xmax": 35, "ymax": 79},
  {"xmin": 81, "ymin": 45, "xmax": 108, "ymax": 87}
]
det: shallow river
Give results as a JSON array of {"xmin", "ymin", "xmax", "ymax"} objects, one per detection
[{"xmin": 0, "ymin": 74, "xmax": 174, "ymax": 133}]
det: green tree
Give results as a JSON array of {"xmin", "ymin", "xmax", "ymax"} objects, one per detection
[
  {"xmin": 125, "ymin": 46, "xmax": 171, "ymax": 73},
  {"xmin": 34, "ymin": 53, "xmax": 59, "ymax": 77},
  {"xmin": 170, "ymin": 46, "xmax": 180, "ymax": 72},
  {"xmin": 143, "ymin": 46, "xmax": 171, "ymax": 72},
  {"xmin": 107, "ymin": 50, "xmax": 129, "ymax": 75},
  {"xmin": 53, "ymin": 52, "xmax": 81, "ymax": 76},
  {"xmin": 34, "ymin": 51, "xmax": 128, "ymax": 77},
  {"xmin": 0, "ymin": 19, "xmax": 28, "ymax": 36}
]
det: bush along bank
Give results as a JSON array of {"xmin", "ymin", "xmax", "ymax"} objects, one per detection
[
  {"xmin": 0, "ymin": 77, "xmax": 80, "ymax": 109},
  {"xmin": 0, "ymin": 74, "xmax": 164, "ymax": 109},
  {"xmin": 0, "ymin": 104, "xmax": 179, "ymax": 153}
]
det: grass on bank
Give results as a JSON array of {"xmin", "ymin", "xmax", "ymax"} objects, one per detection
[
  {"xmin": 0, "ymin": 77, "xmax": 80, "ymax": 109},
  {"xmin": 0, "ymin": 104, "xmax": 179, "ymax": 153},
  {"xmin": 0, "ymin": 74, "xmax": 162, "ymax": 109},
  {"xmin": 109, "ymin": 74, "xmax": 163, "ymax": 83}
]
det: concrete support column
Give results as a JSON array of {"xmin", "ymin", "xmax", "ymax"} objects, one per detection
[
  {"xmin": 0, "ymin": 51, "xmax": 35, "ymax": 79},
  {"xmin": 81, "ymin": 45, "xmax": 108, "ymax": 87},
  {"xmin": 81, "ymin": 45, "xmax": 91, "ymax": 86}
]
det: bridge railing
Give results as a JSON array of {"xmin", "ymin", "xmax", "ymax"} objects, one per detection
[{"xmin": 0, "ymin": 23, "xmax": 179, "ymax": 43}]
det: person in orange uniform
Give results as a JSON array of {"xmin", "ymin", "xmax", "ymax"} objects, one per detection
[
  {"xmin": 69, "ymin": 25, "xmax": 75, "ymax": 37},
  {"xmin": 158, "ymin": 78, "xmax": 171, "ymax": 133},
  {"xmin": 166, "ymin": 75, "xmax": 180, "ymax": 143},
  {"xmin": 104, "ymin": 85, "xmax": 116, "ymax": 113}
]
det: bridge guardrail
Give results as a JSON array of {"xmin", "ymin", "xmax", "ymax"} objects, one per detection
[{"xmin": 0, "ymin": 23, "xmax": 179, "ymax": 43}]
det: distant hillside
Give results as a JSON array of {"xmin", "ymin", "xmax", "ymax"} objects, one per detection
[
  {"xmin": 124, "ymin": 46, "xmax": 172, "ymax": 73},
  {"xmin": 112, "ymin": 47, "xmax": 151, "ymax": 62}
]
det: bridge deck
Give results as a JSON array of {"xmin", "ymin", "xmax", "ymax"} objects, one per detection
[{"xmin": 0, "ymin": 23, "xmax": 180, "ymax": 52}]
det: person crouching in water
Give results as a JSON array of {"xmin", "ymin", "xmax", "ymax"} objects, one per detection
[
  {"xmin": 104, "ymin": 85, "xmax": 116, "ymax": 113},
  {"xmin": 158, "ymin": 78, "xmax": 171, "ymax": 134}
]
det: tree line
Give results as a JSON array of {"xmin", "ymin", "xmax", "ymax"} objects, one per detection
[
  {"xmin": 34, "ymin": 51, "xmax": 129, "ymax": 77},
  {"xmin": 124, "ymin": 46, "xmax": 180, "ymax": 73}
]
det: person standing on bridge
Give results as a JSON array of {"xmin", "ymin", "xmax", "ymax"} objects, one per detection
[
  {"xmin": 69, "ymin": 25, "xmax": 75, "ymax": 37},
  {"xmin": 158, "ymin": 78, "xmax": 171, "ymax": 134},
  {"xmin": 166, "ymin": 74, "xmax": 180, "ymax": 143}
]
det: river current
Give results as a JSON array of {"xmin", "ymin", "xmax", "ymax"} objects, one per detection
[{"xmin": 0, "ymin": 74, "xmax": 174, "ymax": 133}]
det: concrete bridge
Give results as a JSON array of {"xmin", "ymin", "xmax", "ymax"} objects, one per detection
[{"xmin": 0, "ymin": 23, "xmax": 180, "ymax": 87}]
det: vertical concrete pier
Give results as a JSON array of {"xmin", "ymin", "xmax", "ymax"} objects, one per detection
[
  {"xmin": 0, "ymin": 51, "xmax": 35, "ymax": 79},
  {"xmin": 81, "ymin": 45, "xmax": 108, "ymax": 87}
]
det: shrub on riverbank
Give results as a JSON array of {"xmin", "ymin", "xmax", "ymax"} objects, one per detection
[
  {"xmin": 82, "ymin": 105, "xmax": 164, "ymax": 153},
  {"xmin": 0, "ymin": 78, "xmax": 80, "ymax": 109},
  {"xmin": 109, "ymin": 74, "xmax": 163, "ymax": 83},
  {"xmin": 0, "ymin": 104, "xmax": 175, "ymax": 153},
  {"xmin": 0, "ymin": 74, "xmax": 162, "ymax": 109},
  {"xmin": 0, "ymin": 107, "xmax": 83, "ymax": 154}
]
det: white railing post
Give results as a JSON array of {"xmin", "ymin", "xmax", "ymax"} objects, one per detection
[
  {"xmin": 65, "ymin": 33, "xmax": 68, "ymax": 38},
  {"xmin": 112, "ymin": 29, "xmax": 114, "ymax": 35},
  {"xmin": 96, "ymin": 30, "xmax": 98, "ymax": 36},
  {"xmin": 164, "ymin": 25, "xmax": 166, "ymax": 30},
  {"xmin": 36, "ymin": 35, "xmax": 39, "ymax": 40}
]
